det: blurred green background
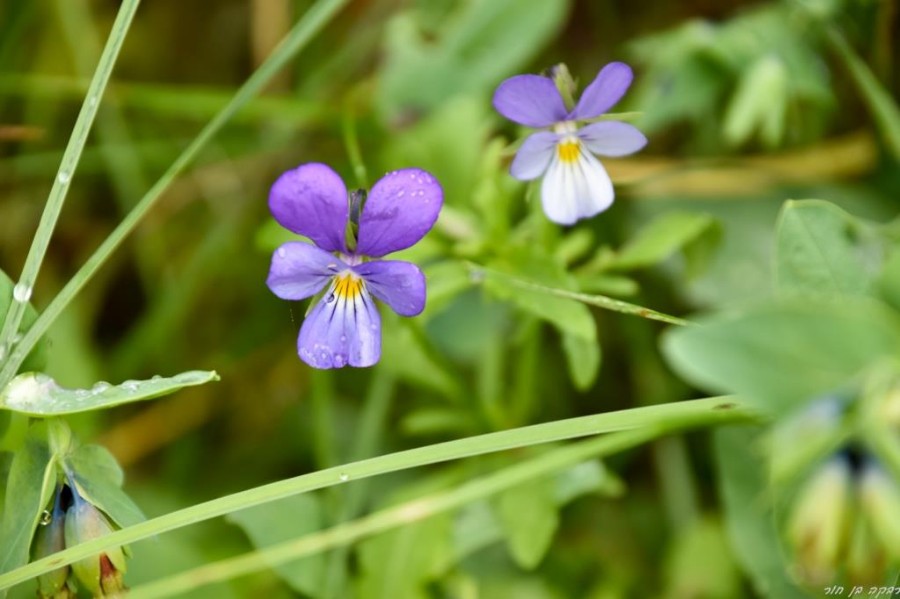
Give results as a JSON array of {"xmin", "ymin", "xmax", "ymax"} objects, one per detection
[{"xmin": 0, "ymin": 0, "xmax": 898, "ymax": 597}]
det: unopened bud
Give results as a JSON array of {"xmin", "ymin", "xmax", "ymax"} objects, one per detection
[
  {"xmin": 786, "ymin": 458, "xmax": 851, "ymax": 584},
  {"xmin": 64, "ymin": 492, "xmax": 127, "ymax": 596},
  {"xmin": 859, "ymin": 464, "xmax": 900, "ymax": 562},
  {"xmin": 32, "ymin": 487, "xmax": 72, "ymax": 598}
]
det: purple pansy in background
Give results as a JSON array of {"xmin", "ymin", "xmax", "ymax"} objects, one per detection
[
  {"xmin": 492, "ymin": 61, "xmax": 647, "ymax": 225},
  {"xmin": 266, "ymin": 163, "xmax": 442, "ymax": 369}
]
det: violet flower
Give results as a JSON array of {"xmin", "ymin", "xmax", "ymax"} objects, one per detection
[
  {"xmin": 492, "ymin": 62, "xmax": 647, "ymax": 225},
  {"xmin": 267, "ymin": 163, "xmax": 442, "ymax": 369}
]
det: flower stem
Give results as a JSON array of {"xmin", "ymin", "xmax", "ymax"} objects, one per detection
[{"xmin": 0, "ymin": 396, "xmax": 758, "ymax": 591}]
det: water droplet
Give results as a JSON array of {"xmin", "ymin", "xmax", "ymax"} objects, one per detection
[
  {"xmin": 11, "ymin": 333, "xmax": 22, "ymax": 343},
  {"xmin": 88, "ymin": 96, "xmax": 98, "ymax": 107},
  {"xmin": 370, "ymin": 323, "xmax": 378, "ymax": 330},
  {"xmin": 339, "ymin": 335, "xmax": 347, "ymax": 343},
  {"xmin": 339, "ymin": 472, "xmax": 350, "ymax": 482},
  {"xmin": 39, "ymin": 510, "xmax": 52, "ymax": 526},
  {"xmin": 333, "ymin": 355, "xmax": 345, "ymax": 367},
  {"xmin": 91, "ymin": 381, "xmax": 111, "ymax": 394},
  {"xmin": 397, "ymin": 190, "xmax": 405, "ymax": 198},
  {"xmin": 57, "ymin": 171, "xmax": 70, "ymax": 185},
  {"xmin": 326, "ymin": 293, "xmax": 336, "ymax": 303},
  {"xmin": 122, "ymin": 380, "xmax": 140, "ymax": 392},
  {"xmin": 75, "ymin": 389, "xmax": 90, "ymax": 398},
  {"xmin": 12, "ymin": 283, "xmax": 32, "ymax": 303},
  {"xmin": 277, "ymin": 247, "xmax": 286, "ymax": 258},
  {"xmin": 469, "ymin": 269, "xmax": 485, "ymax": 284},
  {"xmin": 327, "ymin": 263, "xmax": 338, "ymax": 271},
  {"xmin": 151, "ymin": 375, "xmax": 162, "ymax": 380}
]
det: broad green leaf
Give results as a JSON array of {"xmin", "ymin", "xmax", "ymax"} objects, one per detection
[
  {"xmin": 610, "ymin": 212, "xmax": 718, "ymax": 271},
  {"xmin": 663, "ymin": 517, "xmax": 742, "ymax": 599},
  {"xmin": 381, "ymin": 319, "xmax": 462, "ymax": 402},
  {"xmin": 227, "ymin": 494, "xmax": 324, "ymax": 597},
  {"xmin": 0, "ymin": 370, "xmax": 219, "ymax": 416},
  {"xmin": 454, "ymin": 460, "xmax": 621, "ymax": 563},
  {"xmin": 377, "ymin": 0, "xmax": 568, "ymax": 118},
  {"xmin": 775, "ymin": 200, "xmax": 881, "ymax": 300},
  {"xmin": 66, "ymin": 444, "xmax": 144, "ymax": 529},
  {"xmin": 0, "ymin": 270, "xmax": 48, "ymax": 373},
  {"xmin": 0, "ymin": 423, "xmax": 56, "ymax": 579},
  {"xmin": 357, "ymin": 512, "xmax": 452, "ymax": 599},
  {"xmin": 421, "ymin": 260, "xmax": 473, "ymax": 317},
  {"xmin": 714, "ymin": 426, "xmax": 812, "ymax": 598},
  {"xmin": 723, "ymin": 55, "xmax": 788, "ymax": 148},
  {"xmin": 663, "ymin": 299, "xmax": 900, "ymax": 415},
  {"xmin": 561, "ymin": 331, "xmax": 601, "ymax": 391},
  {"xmin": 495, "ymin": 477, "xmax": 559, "ymax": 570}
]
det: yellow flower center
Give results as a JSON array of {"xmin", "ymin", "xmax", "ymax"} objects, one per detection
[
  {"xmin": 334, "ymin": 273, "xmax": 363, "ymax": 300},
  {"xmin": 557, "ymin": 140, "xmax": 580, "ymax": 163}
]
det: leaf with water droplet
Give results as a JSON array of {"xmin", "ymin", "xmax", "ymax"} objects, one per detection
[{"xmin": 0, "ymin": 370, "xmax": 220, "ymax": 416}]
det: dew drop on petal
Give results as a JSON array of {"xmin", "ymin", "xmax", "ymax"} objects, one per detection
[
  {"xmin": 12, "ymin": 283, "xmax": 32, "ymax": 303},
  {"xmin": 370, "ymin": 323, "xmax": 378, "ymax": 331},
  {"xmin": 277, "ymin": 247, "xmax": 286, "ymax": 258},
  {"xmin": 39, "ymin": 510, "xmax": 52, "ymax": 526},
  {"xmin": 333, "ymin": 355, "xmax": 346, "ymax": 367},
  {"xmin": 326, "ymin": 293, "xmax": 336, "ymax": 303}
]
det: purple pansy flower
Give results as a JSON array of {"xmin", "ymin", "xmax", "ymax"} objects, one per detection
[
  {"xmin": 266, "ymin": 163, "xmax": 442, "ymax": 369},
  {"xmin": 492, "ymin": 61, "xmax": 647, "ymax": 225}
]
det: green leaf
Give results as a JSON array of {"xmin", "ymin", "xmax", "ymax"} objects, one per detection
[
  {"xmin": 356, "ymin": 512, "xmax": 452, "ymax": 599},
  {"xmin": 561, "ymin": 331, "xmax": 601, "ymax": 391},
  {"xmin": 609, "ymin": 211, "xmax": 719, "ymax": 271},
  {"xmin": 722, "ymin": 55, "xmax": 788, "ymax": 148},
  {"xmin": 377, "ymin": 0, "xmax": 568, "ymax": 118},
  {"xmin": 714, "ymin": 426, "xmax": 812, "ymax": 598},
  {"xmin": 495, "ymin": 477, "xmax": 559, "ymax": 570},
  {"xmin": 663, "ymin": 299, "xmax": 900, "ymax": 415},
  {"xmin": 0, "ymin": 423, "xmax": 56, "ymax": 578},
  {"xmin": 227, "ymin": 494, "xmax": 324, "ymax": 597},
  {"xmin": 663, "ymin": 517, "xmax": 742, "ymax": 599},
  {"xmin": 0, "ymin": 370, "xmax": 219, "ymax": 416},
  {"xmin": 65, "ymin": 444, "xmax": 145, "ymax": 529},
  {"xmin": 775, "ymin": 200, "xmax": 882, "ymax": 300},
  {"xmin": 381, "ymin": 319, "xmax": 462, "ymax": 402},
  {"xmin": 0, "ymin": 270, "xmax": 48, "ymax": 373}
]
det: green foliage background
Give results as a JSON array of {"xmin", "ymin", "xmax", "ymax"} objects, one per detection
[{"xmin": 0, "ymin": 0, "xmax": 898, "ymax": 597}]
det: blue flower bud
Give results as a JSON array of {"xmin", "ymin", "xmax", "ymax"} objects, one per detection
[
  {"xmin": 31, "ymin": 487, "xmax": 73, "ymax": 599},
  {"xmin": 63, "ymin": 490, "xmax": 127, "ymax": 596}
]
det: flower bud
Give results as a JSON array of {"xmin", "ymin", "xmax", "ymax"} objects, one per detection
[
  {"xmin": 846, "ymin": 513, "xmax": 887, "ymax": 587},
  {"xmin": 785, "ymin": 457, "xmax": 851, "ymax": 584},
  {"xmin": 63, "ymin": 492, "xmax": 127, "ymax": 596},
  {"xmin": 859, "ymin": 464, "xmax": 900, "ymax": 562},
  {"xmin": 31, "ymin": 488, "xmax": 73, "ymax": 599}
]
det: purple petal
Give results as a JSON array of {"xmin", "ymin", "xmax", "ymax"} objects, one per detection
[
  {"xmin": 492, "ymin": 75, "xmax": 568, "ymax": 128},
  {"xmin": 569, "ymin": 62, "xmax": 633, "ymax": 121},
  {"xmin": 298, "ymin": 280, "xmax": 380, "ymax": 369},
  {"xmin": 267, "ymin": 242, "xmax": 344, "ymax": 300},
  {"xmin": 269, "ymin": 163, "xmax": 349, "ymax": 253},
  {"xmin": 356, "ymin": 168, "xmax": 443, "ymax": 258},
  {"xmin": 577, "ymin": 121, "xmax": 647, "ymax": 157},
  {"xmin": 510, "ymin": 131, "xmax": 560, "ymax": 180},
  {"xmin": 354, "ymin": 260, "xmax": 425, "ymax": 317}
]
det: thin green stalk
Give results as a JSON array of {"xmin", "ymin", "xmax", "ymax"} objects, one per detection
[
  {"xmin": 341, "ymin": 97, "xmax": 368, "ymax": 189},
  {"xmin": 468, "ymin": 262, "xmax": 691, "ymax": 327},
  {"xmin": 0, "ymin": 0, "xmax": 141, "ymax": 374},
  {"xmin": 322, "ymin": 369, "xmax": 395, "ymax": 598},
  {"xmin": 0, "ymin": 396, "xmax": 758, "ymax": 591},
  {"xmin": 0, "ymin": 0, "xmax": 350, "ymax": 385},
  {"xmin": 827, "ymin": 27, "xmax": 900, "ymax": 161},
  {"xmin": 309, "ymin": 370, "xmax": 338, "ymax": 469},
  {"xmin": 130, "ymin": 428, "xmax": 658, "ymax": 599}
]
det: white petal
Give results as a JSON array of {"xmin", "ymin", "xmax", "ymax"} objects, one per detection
[{"xmin": 540, "ymin": 146, "xmax": 614, "ymax": 225}]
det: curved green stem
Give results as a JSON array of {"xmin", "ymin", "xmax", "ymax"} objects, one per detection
[{"xmin": 0, "ymin": 396, "xmax": 758, "ymax": 591}]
